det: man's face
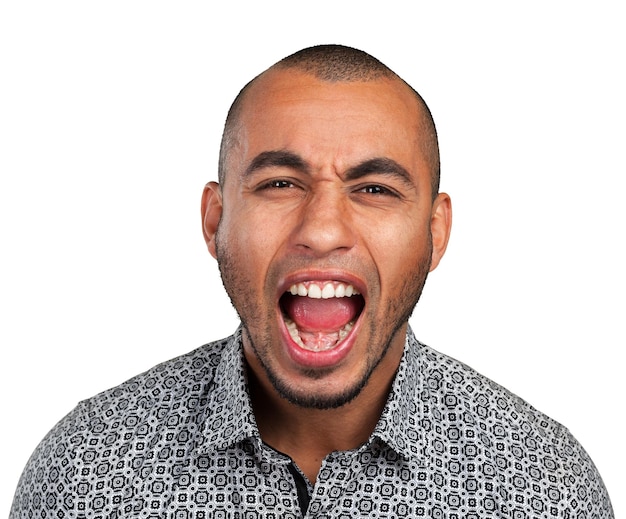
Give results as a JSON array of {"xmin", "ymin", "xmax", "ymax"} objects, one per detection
[{"xmin": 203, "ymin": 69, "xmax": 451, "ymax": 409}]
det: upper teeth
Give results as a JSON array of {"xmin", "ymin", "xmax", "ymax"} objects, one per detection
[{"xmin": 288, "ymin": 282, "xmax": 360, "ymax": 299}]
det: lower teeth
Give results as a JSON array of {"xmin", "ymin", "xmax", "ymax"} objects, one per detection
[{"xmin": 284, "ymin": 318, "xmax": 354, "ymax": 352}]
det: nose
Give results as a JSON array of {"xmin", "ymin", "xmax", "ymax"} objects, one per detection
[{"xmin": 291, "ymin": 186, "xmax": 356, "ymax": 256}]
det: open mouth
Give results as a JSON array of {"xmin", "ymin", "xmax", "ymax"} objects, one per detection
[{"xmin": 279, "ymin": 281, "xmax": 365, "ymax": 352}]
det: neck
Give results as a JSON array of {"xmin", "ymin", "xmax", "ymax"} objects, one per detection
[
  {"xmin": 251, "ymin": 375, "xmax": 389, "ymax": 445},
  {"xmin": 247, "ymin": 359, "xmax": 400, "ymax": 483}
]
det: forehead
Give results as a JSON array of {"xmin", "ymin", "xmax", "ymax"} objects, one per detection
[{"xmin": 229, "ymin": 69, "xmax": 428, "ymax": 180}]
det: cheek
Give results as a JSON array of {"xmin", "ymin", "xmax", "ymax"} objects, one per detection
[
  {"xmin": 363, "ymin": 217, "xmax": 432, "ymax": 283},
  {"xmin": 220, "ymin": 207, "xmax": 287, "ymax": 273}
]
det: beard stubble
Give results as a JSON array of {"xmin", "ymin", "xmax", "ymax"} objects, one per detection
[{"xmin": 215, "ymin": 227, "xmax": 433, "ymax": 410}]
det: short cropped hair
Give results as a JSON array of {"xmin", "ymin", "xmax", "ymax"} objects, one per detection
[{"xmin": 218, "ymin": 45, "xmax": 440, "ymax": 199}]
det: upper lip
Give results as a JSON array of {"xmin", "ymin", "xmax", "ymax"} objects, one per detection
[{"xmin": 277, "ymin": 270, "xmax": 368, "ymax": 300}]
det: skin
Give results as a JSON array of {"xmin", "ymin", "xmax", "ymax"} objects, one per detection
[{"xmin": 201, "ymin": 68, "xmax": 452, "ymax": 483}]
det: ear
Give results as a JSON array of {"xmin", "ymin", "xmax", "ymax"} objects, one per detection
[
  {"xmin": 201, "ymin": 182, "xmax": 223, "ymax": 259},
  {"xmin": 429, "ymin": 192, "xmax": 452, "ymax": 272}
]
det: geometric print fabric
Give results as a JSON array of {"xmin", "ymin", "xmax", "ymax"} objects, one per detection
[{"xmin": 10, "ymin": 327, "xmax": 614, "ymax": 518}]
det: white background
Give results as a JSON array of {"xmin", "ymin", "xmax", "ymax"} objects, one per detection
[{"xmin": 1, "ymin": 1, "xmax": 623, "ymax": 515}]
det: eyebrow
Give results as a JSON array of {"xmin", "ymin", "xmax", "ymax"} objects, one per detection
[
  {"xmin": 243, "ymin": 150, "xmax": 311, "ymax": 178},
  {"xmin": 243, "ymin": 150, "xmax": 414, "ymax": 187},
  {"xmin": 344, "ymin": 157, "xmax": 415, "ymax": 187}
]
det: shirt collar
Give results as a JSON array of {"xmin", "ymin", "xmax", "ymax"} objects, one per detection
[
  {"xmin": 199, "ymin": 328, "xmax": 260, "ymax": 452},
  {"xmin": 199, "ymin": 326, "xmax": 426, "ymax": 462},
  {"xmin": 370, "ymin": 326, "xmax": 427, "ymax": 461}
]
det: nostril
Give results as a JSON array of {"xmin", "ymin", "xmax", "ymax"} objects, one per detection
[{"xmin": 293, "ymin": 217, "xmax": 357, "ymax": 254}]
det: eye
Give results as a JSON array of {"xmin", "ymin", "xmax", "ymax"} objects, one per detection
[
  {"xmin": 251, "ymin": 177, "xmax": 305, "ymax": 200},
  {"xmin": 358, "ymin": 184, "xmax": 397, "ymax": 196},
  {"xmin": 259, "ymin": 179, "xmax": 295, "ymax": 190}
]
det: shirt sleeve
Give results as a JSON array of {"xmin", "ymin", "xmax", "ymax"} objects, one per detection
[
  {"xmin": 10, "ymin": 404, "xmax": 85, "ymax": 519},
  {"xmin": 558, "ymin": 427, "xmax": 614, "ymax": 517}
]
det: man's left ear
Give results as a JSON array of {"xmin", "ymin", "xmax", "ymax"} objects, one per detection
[
  {"xmin": 429, "ymin": 193, "xmax": 452, "ymax": 272},
  {"xmin": 201, "ymin": 182, "xmax": 223, "ymax": 259}
]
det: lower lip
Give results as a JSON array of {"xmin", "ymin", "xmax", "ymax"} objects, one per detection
[{"xmin": 278, "ymin": 311, "xmax": 361, "ymax": 369}]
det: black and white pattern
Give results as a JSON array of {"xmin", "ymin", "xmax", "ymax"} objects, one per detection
[{"xmin": 11, "ymin": 328, "xmax": 613, "ymax": 517}]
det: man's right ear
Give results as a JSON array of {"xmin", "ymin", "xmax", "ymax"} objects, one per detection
[{"xmin": 201, "ymin": 182, "xmax": 223, "ymax": 259}]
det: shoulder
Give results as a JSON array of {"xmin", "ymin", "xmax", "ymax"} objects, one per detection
[
  {"xmin": 419, "ymin": 343, "xmax": 562, "ymax": 438},
  {"xmin": 80, "ymin": 335, "xmax": 230, "ymax": 418},
  {"xmin": 417, "ymin": 341, "xmax": 613, "ymax": 516},
  {"xmin": 10, "ymin": 335, "xmax": 233, "ymax": 518}
]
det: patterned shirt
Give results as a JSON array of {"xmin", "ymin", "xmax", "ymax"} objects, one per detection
[{"xmin": 11, "ymin": 327, "xmax": 613, "ymax": 518}]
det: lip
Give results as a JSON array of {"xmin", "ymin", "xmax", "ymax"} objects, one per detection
[{"xmin": 276, "ymin": 269, "xmax": 367, "ymax": 369}]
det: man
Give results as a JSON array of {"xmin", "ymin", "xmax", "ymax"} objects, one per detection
[{"xmin": 11, "ymin": 45, "xmax": 613, "ymax": 517}]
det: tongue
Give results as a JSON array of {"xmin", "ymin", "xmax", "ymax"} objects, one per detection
[{"xmin": 282, "ymin": 294, "xmax": 360, "ymax": 332}]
